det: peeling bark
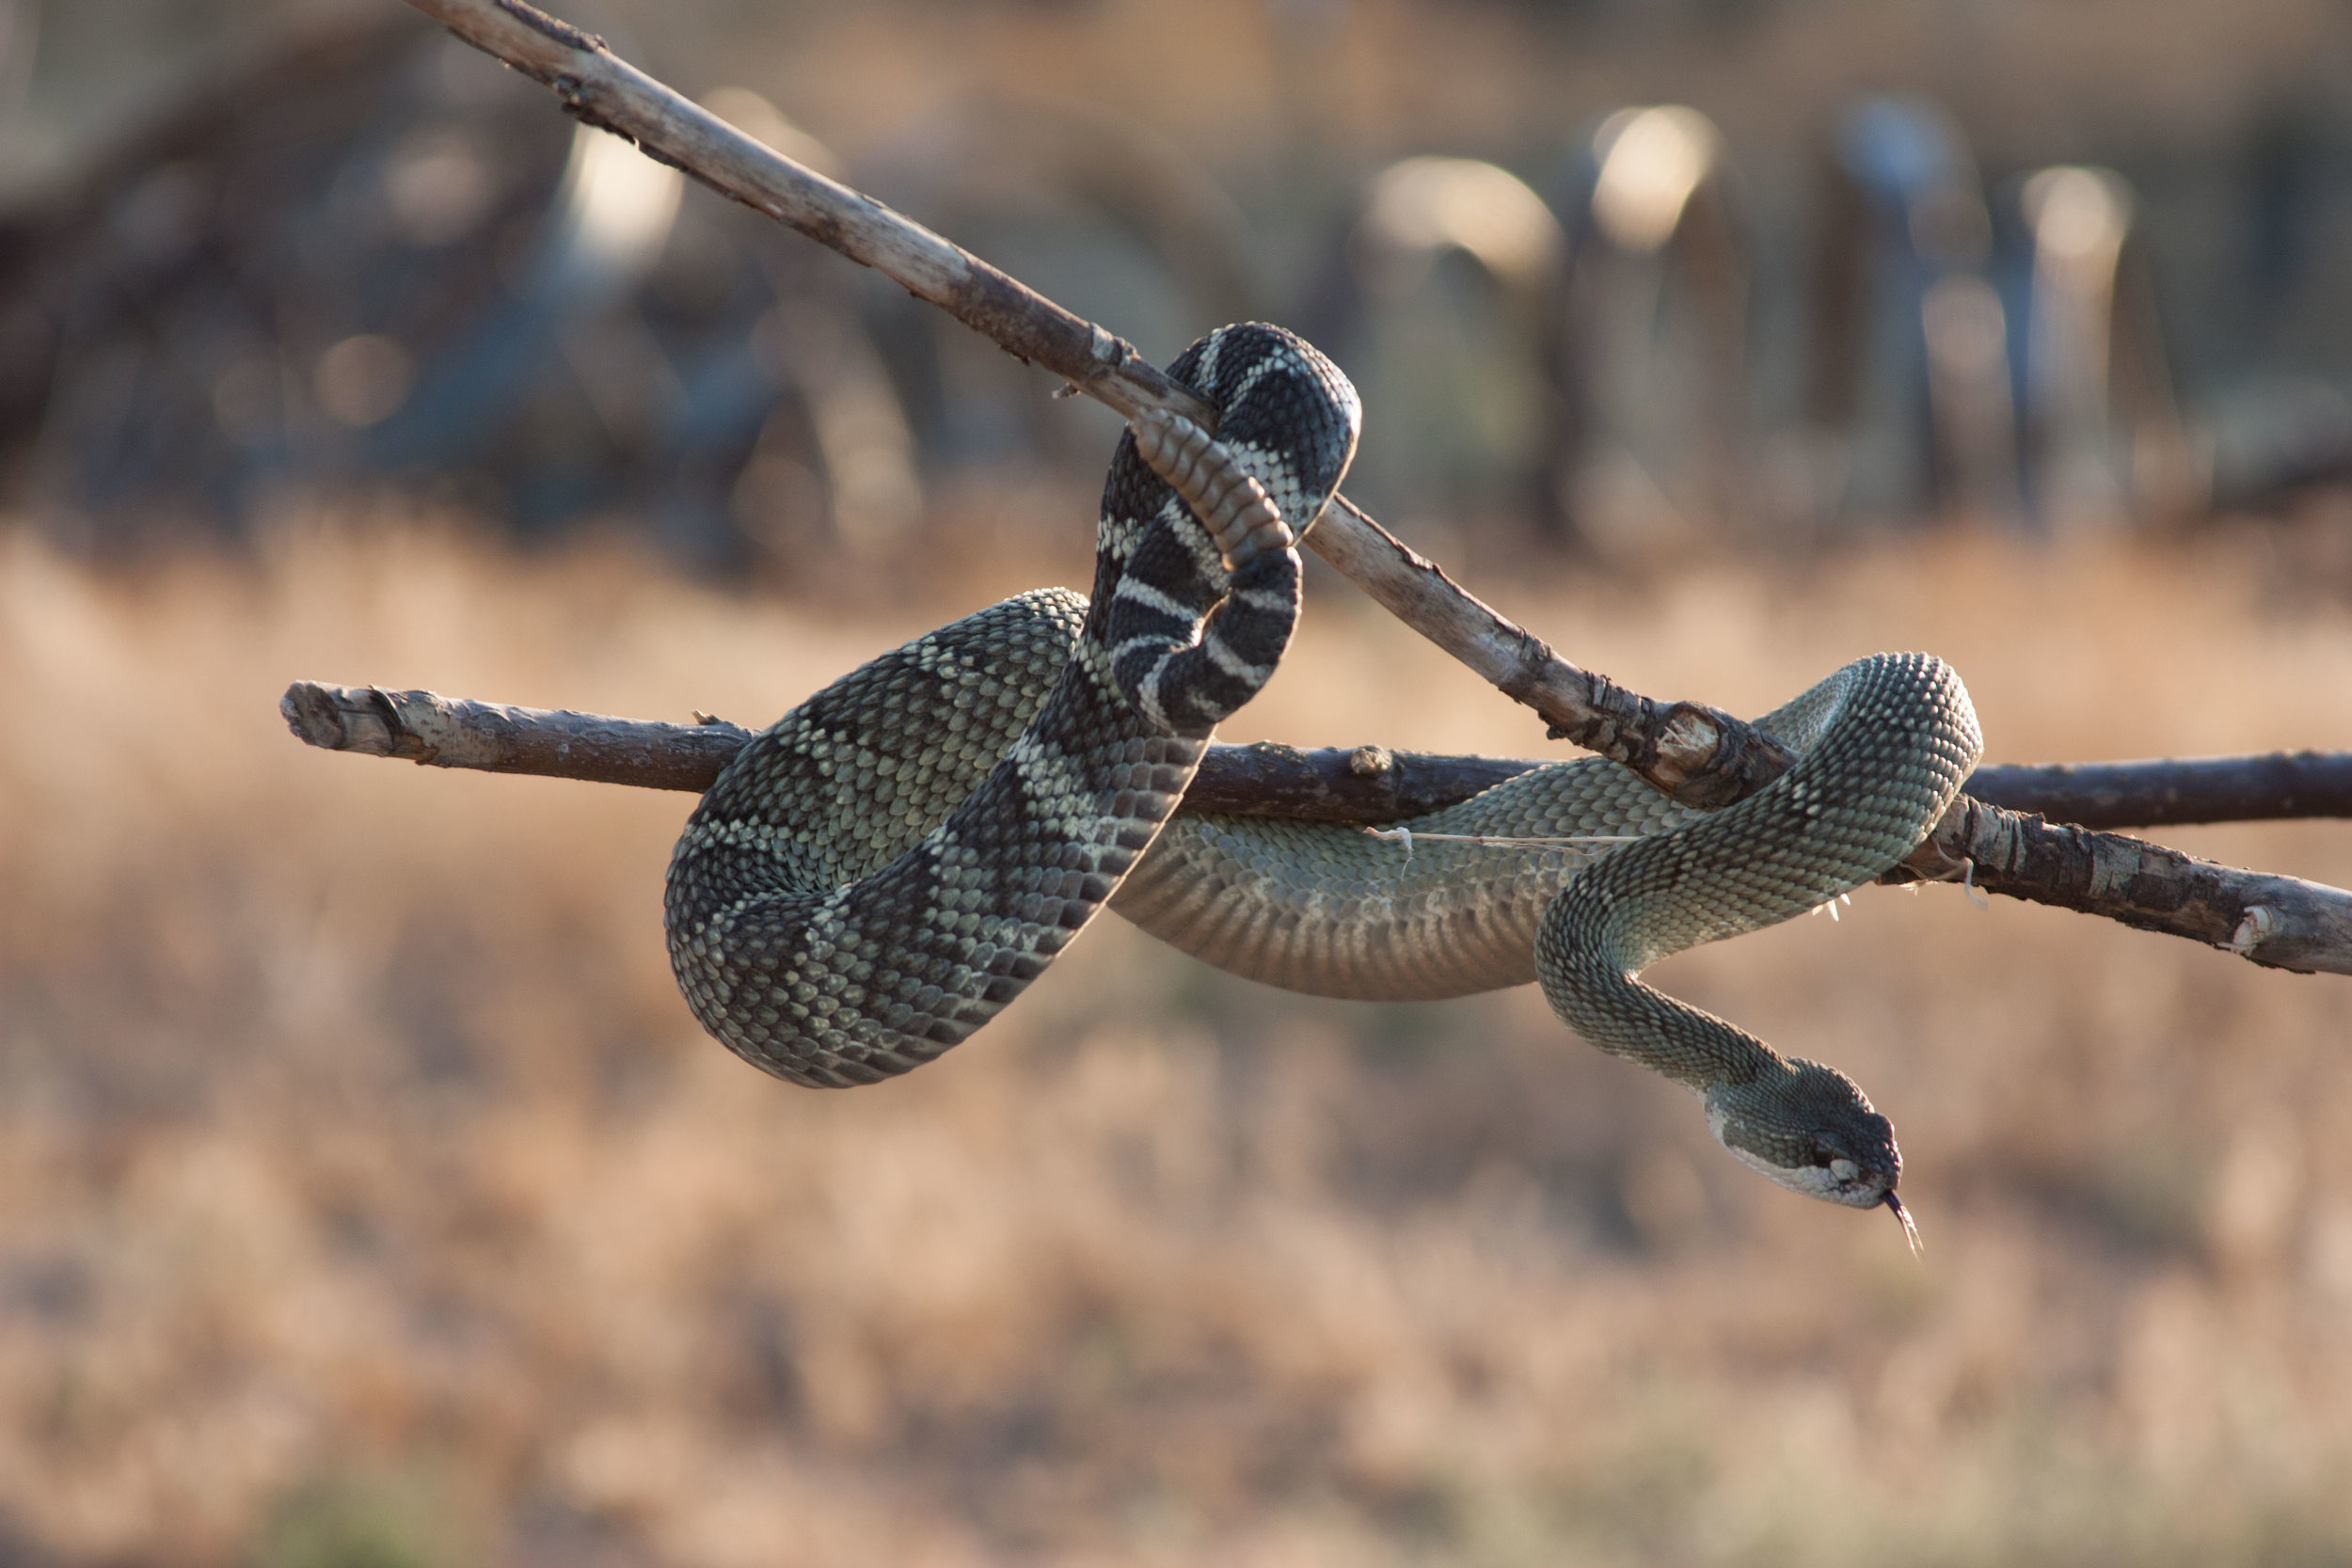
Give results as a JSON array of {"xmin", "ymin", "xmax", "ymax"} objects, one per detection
[{"xmin": 1891, "ymin": 798, "xmax": 2352, "ymax": 977}]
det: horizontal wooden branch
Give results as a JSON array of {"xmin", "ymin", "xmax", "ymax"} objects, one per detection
[
  {"xmin": 278, "ymin": 681, "xmax": 2352, "ymax": 828},
  {"xmin": 278, "ymin": 680, "xmax": 753, "ymax": 794},
  {"xmin": 1962, "ymin": 752, "xmax": 2352, "ymax": 829},
  {"xmin": 280, "ymin": 681, "xmax": 2352, "ymax": 976},
  {"xmin": 401, "ymin": 0, "xmax": 1791, "ymax": 810}
]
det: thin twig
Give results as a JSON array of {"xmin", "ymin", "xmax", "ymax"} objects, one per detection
[
  {"xmin": 396, "ymin": 0, "xmax": 1791, "ymax": 810},
  {"xmin": 280, "ymin": 681, "xmax": 2352, "ymax": 977}
]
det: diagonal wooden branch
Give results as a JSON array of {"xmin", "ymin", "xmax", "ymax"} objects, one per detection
[
  {"xmin": 397, "ymin": 0, "xmax": 1791, "ymax": 811},
  {"xmin": 1888, "ymin": 799, "xmax": 2352, "ymax": 978},
  {"xmin": 279, "ymin": 681, "xmax": 2352, "ymax": 977}
]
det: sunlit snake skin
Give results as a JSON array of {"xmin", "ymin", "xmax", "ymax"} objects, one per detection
[
  {"xmin": 1117, "ymin": 655, "xmax": 1979, "ymax": 1006},
  {"xmin": 666, "ymin": 324, "xmax": 1982, "ymax": 1212},
  {"xmin": 665, "ymin": 325, "xmax": 1361, "ymax": 1086},
  {"xmin": 1123, "ymin": 652, "xmax": 1980, "ymax": 1207}
]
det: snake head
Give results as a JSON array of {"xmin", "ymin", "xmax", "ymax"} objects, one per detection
[{"xmin": 1701, "ymin": 1057, "xmax": 1902, "ymax": 1211}]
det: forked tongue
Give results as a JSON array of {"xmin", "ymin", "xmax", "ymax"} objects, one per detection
[{"xmin": 1884, "ymin": 1191, "xmax": 1924, "ymax": 1258}]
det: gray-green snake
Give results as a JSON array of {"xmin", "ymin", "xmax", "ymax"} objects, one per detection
[{"xmin": 666, "ymin": 325, "xmax": 1982, "ymax": 1231}]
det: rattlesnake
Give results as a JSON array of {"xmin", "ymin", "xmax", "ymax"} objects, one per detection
[{"xmin": 665, "ymin": 323, "xmax": 1981, "ymax": 1230}]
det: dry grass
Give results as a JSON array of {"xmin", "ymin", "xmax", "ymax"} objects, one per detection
[{"xmin": 1, "ymin": 516, "xmax": 2350, "ymax": 1567}]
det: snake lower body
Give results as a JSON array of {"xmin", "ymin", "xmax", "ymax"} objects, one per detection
[{"xmin": 665, "ymin": 323, "xmax": 1983, "ymax": 1221}]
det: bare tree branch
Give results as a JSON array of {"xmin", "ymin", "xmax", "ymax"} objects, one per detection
[
  {"xmin": 280, "ymin": 681, "xmax": 2352, "ymax": 977},
  {"xmin": 1963, "ymin": 752, "xmax": 2352, "ymax": 829},
  {"xmin": 300, "ymin": 4, "xmax": 2352, "ymax": 981},
  {"xmin": 278, "ymin": 680, "xmax": 751, "ymax": 794},
  {"xmin": 397, "ymin": 0, "xmax": 1791, "ymax": 810},
  {"xmin": 278, "ymin": 681, "xmax": 2352, "ymax": 829},
  {"xmin": 1891, "ymin": 799, "xmax": 2352, "ymax": 977},
  {"xmin": 278, "ymin": 681, "xmax": 1542, "ymax": 817}
]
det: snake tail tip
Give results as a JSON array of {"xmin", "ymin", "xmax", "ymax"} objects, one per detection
[{"xmin": 1885, "ymin": 1191, "xmax": 1925, "ymax": 1259}]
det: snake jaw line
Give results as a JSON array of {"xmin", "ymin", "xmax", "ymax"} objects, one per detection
[{"xmin": 1702, "ymin": 1061, "xmax": 1903, "ymax": 1213}]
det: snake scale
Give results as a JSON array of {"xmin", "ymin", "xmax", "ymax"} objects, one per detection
[{"xmin": 666, "ymin": 323, "xmax": 1982, "ymax": 1229}]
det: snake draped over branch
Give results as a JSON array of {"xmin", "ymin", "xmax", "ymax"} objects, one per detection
[{"xmin": 664, "ymin": 322, "xmax": 1982, "ymax": 1237}]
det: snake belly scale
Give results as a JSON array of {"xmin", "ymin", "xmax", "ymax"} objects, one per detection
[{"xmin": 665, "ymin": 322, "xmax": 1983, "ymax": 1219}]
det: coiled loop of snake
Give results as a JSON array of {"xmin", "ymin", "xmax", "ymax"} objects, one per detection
[
  {"xmin": 665, "ymin": 324, "xmax": 1361, "ymax": 1089},
  {"xmin": 665, "ymin": 324, "xmax": 1982, "ymax": 1224}
]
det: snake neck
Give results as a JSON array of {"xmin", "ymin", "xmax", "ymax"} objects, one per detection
[
  {"xmin": 1526, "ymin": 658, "xmax": 1965, "ymax": 1207},
  {"xmin": 1536, "ymin": 906, "xmax": 1901, "ymax": 1204},
  {"xmin": 1534, "ymin": 891, "xmax": 1783, "ymax": 1093}
]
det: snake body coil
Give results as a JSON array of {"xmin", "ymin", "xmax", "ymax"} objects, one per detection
[
  {"xmin": 666, "ymin": 324, "xmax": 1982, "ymax": 1218},
  {"xmin": 1121, "ymin": 649, "xmax": 1979, "ymax": 1215},
  {"xmin": 666, "ymin": 325, "xmax": 1361, "ymax": 1086}
]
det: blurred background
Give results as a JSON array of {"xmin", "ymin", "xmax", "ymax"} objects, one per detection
[{"xmin": 2, "ymin": 0, "xmax": 2352, "ymax": 1563}]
